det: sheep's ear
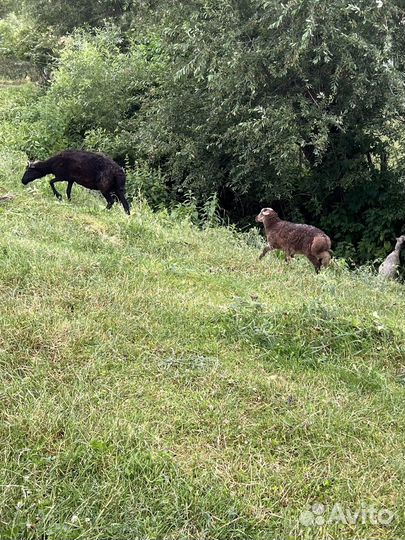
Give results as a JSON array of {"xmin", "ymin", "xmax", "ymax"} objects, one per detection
[{"xmin": 262, "ymin": 208, "xmax": 272, "ymax": 215}]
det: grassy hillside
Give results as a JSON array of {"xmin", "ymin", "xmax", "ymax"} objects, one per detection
[
  {"xmin": 0, "ymin": 77, "xmax": 404, "ymax": 540},
  {"xmin": 0, "ymin": 146, "xmax": 404, "ymax": 539}
]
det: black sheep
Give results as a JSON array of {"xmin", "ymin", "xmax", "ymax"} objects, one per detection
[{"xmin": 21, "ymin": 150, "xmax": 130, "ymax": 215}]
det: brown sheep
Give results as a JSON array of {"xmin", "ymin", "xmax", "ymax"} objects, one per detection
[{"xmin": 255, "ymin": 208, "xmax": 332, "ymax": 273}]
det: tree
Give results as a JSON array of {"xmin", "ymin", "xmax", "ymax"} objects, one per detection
[{"xmin": 135, "ymin": 0, "xmax": 405, "ymax": 258}]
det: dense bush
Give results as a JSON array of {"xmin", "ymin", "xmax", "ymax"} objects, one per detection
[{"xmin": 4, "ymin": 26, "xmax": 163, "ymax": 157}]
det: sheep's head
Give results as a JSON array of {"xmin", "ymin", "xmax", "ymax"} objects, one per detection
[
  {"xmin": 21, "ymin": 161, "xmax": 42, "ymax": 185},
  {"xmin": 255, "ymin": 208, "xmax": 278, "ymax": 223},
  {"xmin": 395, "ymin": 235, "xmax": 405, "ymax": 250}
]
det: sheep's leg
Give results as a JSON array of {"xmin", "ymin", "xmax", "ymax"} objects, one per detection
[
  {"xmin": 307, "ymin": 254, "xmax": 322, "ymax": 273},
  {"xmin": 49, "ymin": 178, "xmax": 65, "ymax": 200},
  {"xmin": 66, "ymin": 181, "xmax": 74, "ymax": 201},
  {"xmin": 116, "ymin": 189, "xmax": 131, "ymax": 215},
  {"xmin": 285, "ymin": 251, "xmax": 294, "ymax": 263},
  {"xmin": 259, "ymin": 244, "xmax": 272, "ymax": 260},
  {"xmin": 102, "ymin": 191, "xmax": 115, "ymax": 210}
]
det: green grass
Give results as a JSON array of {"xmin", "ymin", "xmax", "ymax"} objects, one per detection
[{"xmin": 1, "ymin": 115, "xmax": 405, "ymax": 537}]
